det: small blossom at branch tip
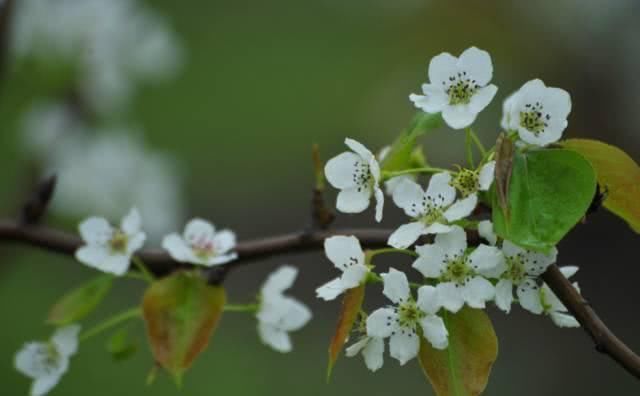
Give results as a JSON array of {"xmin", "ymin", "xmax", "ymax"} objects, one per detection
[
  {"xmin": 257, "ymin": 266, "xmax": 312, "ymax": 353},
  {"xmin": 412, "ymin": 226, "xmax": 503, "ymax": 313},
  {"xmin": 450, "ymin": 160, "xmax": 496, "ymax": 200},
  {"xmin": 75, "ymin": 208, "xmax": 146, "ymax": 276},
  {"xmin": 503, "ymin": 79, "xmax": 571, "ymax": 147},
  {"xmin": 540, "ymin": 266, "xmax": 581, "ymax": 328},
  {"xmin": 162, "ymin": 218, "xmax": 237, "ymax": 267},
  {"xmin": 15, "ymin": 325, "xmax": 81, "ymax": 396},
  {"xmin": 388, "ymin": 173, "xmax": 477, "ymax": 249},
  {"xmin": 316, "ymin": 236, "xmax": 369, "ymax": 301},
  {"xmin": 410, "ymin": 46, "xmax": 498, "ymax": 130},
  {"xmin": 325, "ymin": 138, "xmax": 384, "ymax": 222},
  {"xmin": 345, "ymin": 335, "xmax": 385, "ymax": 372},
  {"xmin": 366, "ymin": 268, "xmax": 448, "ymax": 365}
]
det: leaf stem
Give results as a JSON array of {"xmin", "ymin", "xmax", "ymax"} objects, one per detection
[
  {"xmin": 79, "ymin": 307, "xmax": 142, "ymax": 342},
  {"xmin": 465, "ymin": 129, "xmax": 475, "ymax": 167},
  {"xmin": 382, "ymin": 167, "xmax": 449, "ymax": 180},
  {"xmin": 132, "ymin": 256, "xmax": 154, "ymax": 283},
  {"xmin": 468, "ymin": 128, "xmax": 487, "ymax": 159},
  {"xmin": 223, "ymin": 303, "xmax": 259, "ymax": 313},
  {"xmin": 368, "ymin": 247, "xmax": 418, "ymax": 259}
]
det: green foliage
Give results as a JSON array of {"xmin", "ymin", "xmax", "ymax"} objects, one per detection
[
  {"xmin": 107, "ymin": 327, "xmax": 138, "ymax": 362},
  {"xmin": 562, "ymin": 139, "xmax": 640, "ymax": 232},
  {"xmin": 47, "ymin": 274, "xmax": 113, "ymax": 326},
  {"xmin": 327, "ymin": 284, "xmax": 365, "ymax": 381},
  {"xmin": 380, "ymin": 113, "xmax": 442, "ymax": 172},
  {"xmin": 492, "ymin": 148, "xmax": 596, "ymax": 252},
  {"xmin": 142, "ymin": 271, "xmax": 226, "ymax": 384},
  {"xmin": 418, "ymin": 308, "xmax": 498, "ymax": 396}
]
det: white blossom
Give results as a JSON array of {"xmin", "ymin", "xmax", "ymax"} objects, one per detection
[
  {"xmin": 257, "ymin": 266, "xmax": 312, "ymax": 353},
  {"xmin": 15, "ymin": 325, "xmax": 80, "ymax": 396},
  {"xmin": 410, "ymin": 47, "xmax": 498, "ymax": 129},
  {"xmin": 495, "ymin": 240, "xmax": 558, "ymax": 314},
  {"xmin": 75, "ymin": 208, "xmax": 146, "ymax": 276},
  {"xmin": 388, "ymin": 173, "xmax": 477, "ymax": 249},
  {"xmin": 366, "ymin": 268, "xmax": 448, "ymax": 365},
  {"xmin": 316, "ymin": 236, "xmax": 369, "ymax": 301},
  {"xmin": 162, "ymin": 219, "xmax": 237, "ymax": 267},
  {"xmin": 345, "ymin": 336, "xmax": 385, "ymax": 372},
  {"xmin": 503, "ymin": 79, "xmax": 572, "ymax": 147},
  {"xmin": 412, "ymin": 226, "xmax": 503, "ymax": 313},
  {"xmin": 540, "ymin": 266, "xmax": 581, "ymax": 328},
  {"xmin": 325, "ymin": 138, "xmax": 384, "ymax": 222},
  {"xmin": 450, "ymin": 161, "xmax": 496, "ymax": 199}
]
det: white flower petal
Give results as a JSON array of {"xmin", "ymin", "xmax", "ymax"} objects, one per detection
[
  {"xmin": 541, "ymin": 284, "xmax": 566, "ymax": 313},
  {"xmin": 366, "ymin": 308, "xmax": 398, "ymax": 338},
  {"xmin": 78, "ymin": 217, "xmax": 112, "ymax": 245},
  {"xmin": 494, "ymin": 279, "xmax": 514, "ymax": 313},
  {"xmin": 457, "ymin": 47, "xmax": 493, "ymax": 86},
  {"xmin": 468, "ymin": 84, "xmax": 497, "ymax": 113},
  {"xmin": 324, "ymin": 151, "xmax": 362, "ymax": 189},
  {"xmin": 162, "ymin": 233, "xmax": 193, "ymax": 262},
  {"xmin": 426, "ymin": 172, "xmax": 455, "ymax": 207},
  {"xmin": 345, "ymin": 138, "xmax": 374, "ymax": 160},
  {"xmin": 261, "ymin": 265, "xmax": 297, "ymax": 299},
  {"xmin": 501, "ymin": 92, "xmax": 519, "ymax": 131},
  {"xmin": 523, "ymin": 247, "xmax": 557, "ymax": 276},
  {"xmin": 442, "ymin": 105, "xmax": 478, "ymax": 130},
  {"xmin": 420, "ymin": 314, "xmax": 449, "ymax": 350},
  {"xmin": 389, "ymin": 331, "xmax": 419, "ymax": 365},
  {"xmin": 381, "ymin": 268, "xmax": 411, "ymax": 304},
  {"xmin": 345, "ymin": 338, "xmax": 369, "ymax": 357},
  {"xmin": 362, "ymin": 337, "xmax": 385, "ymax": 372},
  {"xmin": 258, "ymin": 322, "xmax": 292, "ymax": 353},
  {"xmin": 559, "ymin": 265, "xmax": 579, "ymax": 279},
  {"xmin": 436, "ymin": 282, "xmax": 465, "ymax": 313},
  {"xmin": 424, "ymin": 223, "xmax": 453, "ymax": 234},
  {"xmin": 324, "ymin": 235, "xmax": 364, "ymax": 271},
  {"xmin": 278, "ymin": 297, "xmax": 312, "ymax": 331},
  {"xmin": 443, "ymin": 194, "xmax": 477, "ymax": 222},
  {"xmin": 126, "ymin": 232, "xmax": 146, "ymax": 255},
  {"xmin": 213, "ymin": 229, "xmax": 236, "ymax": 254},
  {"xmin": 477, "ymin": 220, "xmax": 497, "ymax": 246},
  {"xmin": 478, "ymin": 161, "xmax": 496, "ymax": 191},
  {"xmin": 462, "ymin": 276, "xmax": 495, "ymax": 309},
  {"xmin": 388, "ymin": 222, "xmax": 427, "ymax": 249},
  {"xmin": 417, "ymin": 285, "xmax": 440, "ymax": 314},
  {"xmin": 410, "ymin": 84, "xmax": 448, "ymax": 113},
  {"xmin": 121, "ymin": 208, "xmax": 142, "ymax": 235},
  {"xmin": 51, "ymin": 325, "xmax": 81, "ymax": 357},
  {"xmin": 15, "ymin": 343, "xmax": 47, "ymax": 378},
  {"xmin": 433, "ymin": 225, "xmax": 467, "ymax": 255},
  {"xmin": 428, "ymin": 52, "xmax": 458, "ymax": 86},
  {"xmin": 413, "ymin": 244, "xmax": 446, "ymax": 278},
  {"xmin": 392, "ymin": 179, "xmax": 426, "ymax": 216},
  {"xmin": 467, "ymin": 244, "xmax": 503, "ymax": 272},
  {"xmin": 374, "ymin": 187, "xmax": 384, "ymax": 222},
  {"xmin": 336, "ymin": 187, "xmax": 371, "ymax": 214},
  {"xmin": 206, "ymin": 253, "xmax": 238, "ymax": 267},
  {"xmin": 76, "ymin": 247, "xmax": 130, "ymax": 276},
  {"xmin": 384, "ymin": 175, "xmax": 415, "ymax": 197},
  {"xmin": 517, "ymin": 280, "xmax": 543, "ymax": 314},
  {"xmin": 550, "ymin": 312, "xmax": 580, "ymax": 328},
  {"xmin": 31, "ymin": 374, "xmax": 63, "ymax": 396},
  {"xmin": 341, "ymin": 264, "xmax": 368, "ymax": 288},
  {"xmin": 315, "ymin": 278, "xmax": 347, "ymax": 301},
  {"xmin": 544, "ymin": 87, "xmax": 572, "ymax": 120},
  {"xmin": 183, "ymin": 218, "xmax": 215, "ymax": 245}
]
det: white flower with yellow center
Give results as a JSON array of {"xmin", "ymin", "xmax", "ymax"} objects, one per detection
[
  {"xmin": 162, "ymin": 218, "xmax": 237, "ymax": 267},
  {"xmin": 75, "ymin": 208, "xmax": 146, "ymax": 276},
  {"xmin": 503, "ymin": 79, "xmax": 571, "ymax": 147},
  {"xmin": 388, "ymin": 173, "xmax": 477, "ymax": 249},
  {"xmin": 366, "ymin": 268, "xmax": 448, "ymax": 365},
  {"xmin": 450, "ymin": 161, "xmax": 496, "ymax": 198},
  {"xmin": 410, "ymin": 47, "xmax": 498, "ymax": 130},
  {"xmin": 540, "ymin": 266, "xmax": 580, "ymax": 328},
  {"xmin": 325, "ymin": 138, "xmax": 384, "ymax": 222},
  {"xmin": 412, "ymin": 226, "xmax": 504, "ymax": 313},
  {"xmin": 14, "ymin": 325, "xmax": 81, "ymax": 396},
  {"xmin": 316, "ymin": 236, "xmax": 369, "ymax": 301},
  {"xmin": 257, "ymin": 266, "xmax": 312, "ymax": 353}
]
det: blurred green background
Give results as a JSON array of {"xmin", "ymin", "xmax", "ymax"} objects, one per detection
[{"xmin": 1, "ymin": 1, "xmax": 639, "ymax": 395}]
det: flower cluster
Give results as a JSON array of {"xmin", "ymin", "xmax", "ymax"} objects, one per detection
[{"xmin": 318, "ymin": 46, "xmax": 582, "ymax": 372}]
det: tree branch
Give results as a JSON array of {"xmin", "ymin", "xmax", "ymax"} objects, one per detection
[{"xmin": 0, "ymin": 219, "xmax": 638, "ymax": 379}]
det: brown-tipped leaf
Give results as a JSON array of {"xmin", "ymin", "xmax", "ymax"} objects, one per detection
[
  {"xmin": 327, "ymin": 284, "xmax": 365, "ymax": 380},
  {"xmin": 418, "ymin": 308, "xmax": 498, "ymax": 396},
  {"xmin": 142, "ymin": 271, "xmax": 225, "ymax": 383}
]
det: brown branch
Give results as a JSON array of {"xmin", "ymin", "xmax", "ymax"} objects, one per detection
[{"xmin": 0, "ymin": 220, "xmax": 638, "ymax": 379}]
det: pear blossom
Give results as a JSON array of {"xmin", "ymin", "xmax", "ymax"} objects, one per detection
[
  {"xmin": 162, "ymin": 218, "xmax": 237, "ymax": 267},
  {"xmin": 495, "ymin": 240, "xmax": 558, "ymax": 314},
  {"xmin": 257, "ymin": 266, "xmax": 312, "ymax": 353},
  {"xmin": 540, "ymin": 266, "xmax": 581, "ymax": 328},
  {"xmin": 412, "ymin": 226, "xmax": 504, "ymax": 313},
  {"xmin": 450, "ymin": 161, "xmax": 496, "ymax": 198},
  {"xmin": 388, "ymin": 173, "xmax": 477, "ymax": 249},
  {"xmin": 75, "ymin": 208, "xmax": 146, "ymax": 276},
  {"xmin": 503, "ymin": 79, "xmax": 572, "ymax": 147},
  {"xmin": 15, "ymin": 325, "xmax": 80, "ymax": 396},
  {"xmin": 345, "ymin": 336, "xmax": 385, "ymax": 372},
  {"xmin": 409, "ymin": 47, "xmax": 498, "ymax": 130},
  {"xmin": 325, "ymin": 138, "xmax": 384, "ymax": 222},
  {"xmin": 366, "ymin": 268, "xmax": 448, "ymax": 365},
  {"xmin": 316, "ymin": 236, "xmax": 369, "ymax": 301},
  {"xmin": 477, "ymin": 219, "xmax": 497, "ymax": 246}
]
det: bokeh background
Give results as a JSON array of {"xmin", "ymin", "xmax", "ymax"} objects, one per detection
[{"xmin": 1, "ymin": 0, "xmax": 639, "ymax": 395}]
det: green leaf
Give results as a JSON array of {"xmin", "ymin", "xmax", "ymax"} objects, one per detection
[
  {"xmin": 562, "ymin": 139, "xmax": 640, "ymax": 232},
  {"xmin": 492, "ymin": 148, "xmax": 596, "ymax": 252},
  {"xmin": 107, "ymin": 327, "xmax": 137, "ymax": 362},
  {"xmin": 142, "ymin": 271, "xmax": 226, "ymax": 384},
  {"xmin": 418, "ymin": 308, "xmax": 498, "ymax": 396},
  {"xmin": 327, "ymin": 284, "xmax": 365, "ymax": 381},
  {"xmin": 47, "ymin": 274, "xmax": 113, "ymax": 326},
  {"xmin": 381, "ymin": 112, "xmax": 442, "ymax": 172}
]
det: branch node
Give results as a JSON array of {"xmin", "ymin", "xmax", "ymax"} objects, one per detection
[{"xmin": 20, "ymin": 174, "xmax": 57, "ymax": 226}]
